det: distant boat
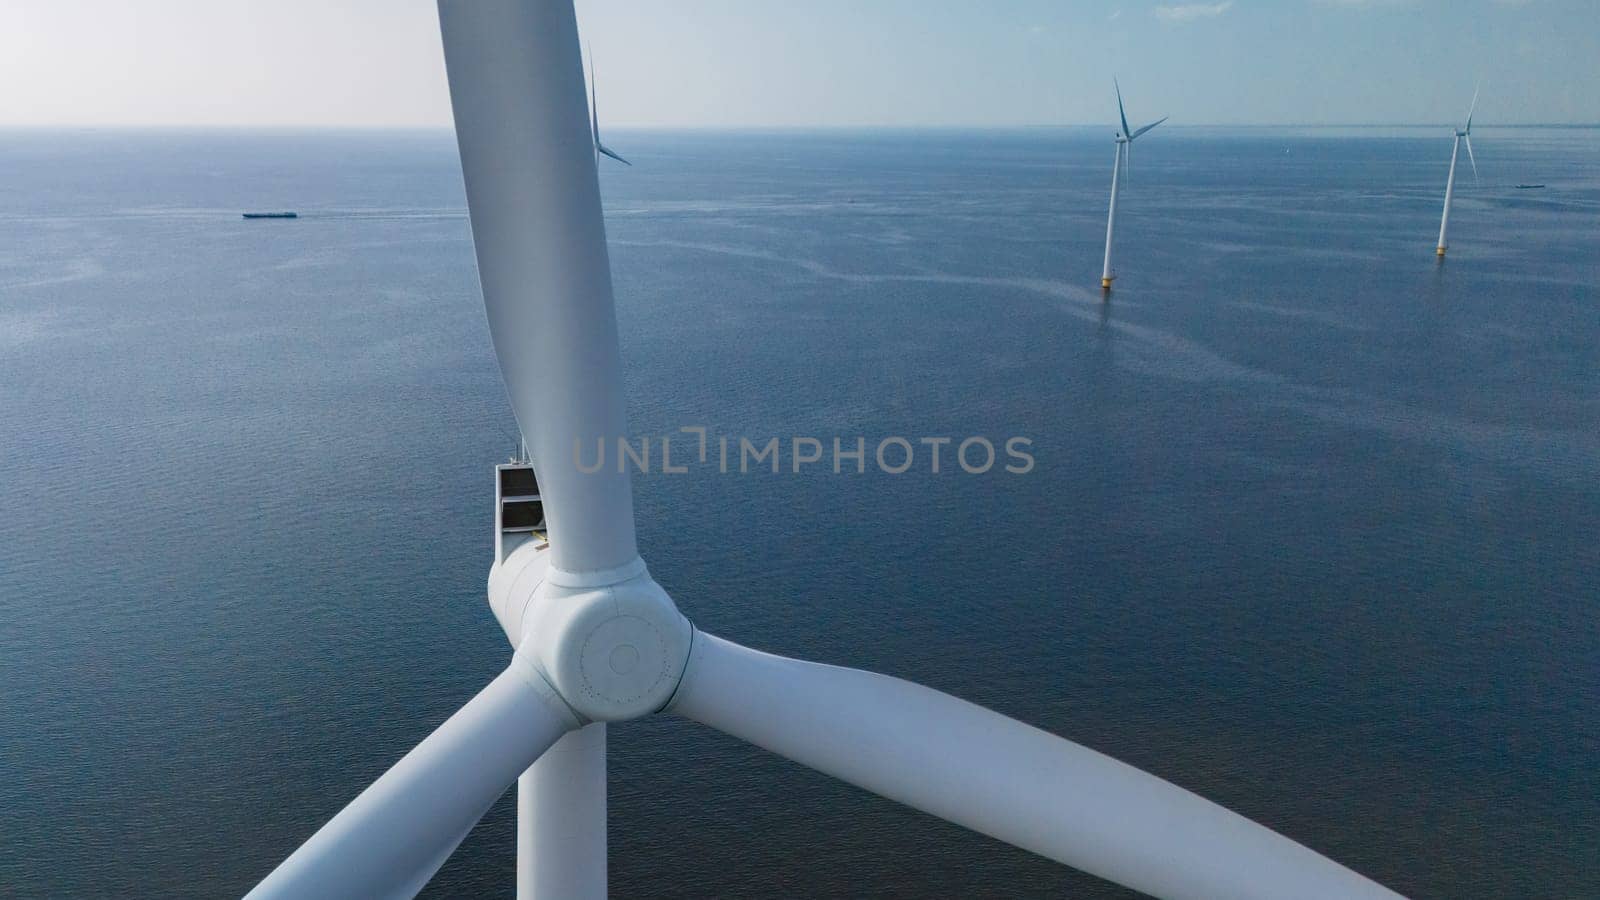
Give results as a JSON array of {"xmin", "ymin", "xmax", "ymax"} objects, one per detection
[
  {"xmin": 242, "ymin": 211, "xmax": 298, "ymax": 219},
  {"xmin": 1515, "ymin": 184, "xmax": 1545, "ymax": 190}
]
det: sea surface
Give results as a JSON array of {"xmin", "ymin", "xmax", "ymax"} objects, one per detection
[{"xmin": 1, "ymin": 127, "xmax": 1597, "ymax": 898}]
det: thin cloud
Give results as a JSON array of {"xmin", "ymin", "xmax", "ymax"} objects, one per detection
[{"xmin": 1154, "ymin": 1, "xmax": 1234, "ymax": 23}]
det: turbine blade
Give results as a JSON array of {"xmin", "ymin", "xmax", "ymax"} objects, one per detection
[
  {"xmin": 440, "ymin": 0, "xmax": 641, "ymax": 572},
  {"xmin": 394, "ymin": 825, "xmax": 475, "ymax": 899},
  {"xmin": 1464, "ymin": 135, "xmax": 1479, "ymax": 187},
  {"xmin": 247, "ymin": 659, "xmax": 579, "ymax": 899},
  {"xmin": 1465, "ymin": 82, "xmax": 1479, "ymax": 133},
  {"xmin": 1114, "ymin": 77, "xmax": 1131, "ymax": 139},
  {"xmin": 1123, "ymin": 141, "xmax": 1131, "ymax": 185},
  {"xmin": 1131, "ymin": 115, "xmax": 1169, "ymax": 140},
  {"xmin": 671, "ymin": 632, "xmax": 1404, "ymax": 900},
  {"xmin": 587, "ymin": 47, "xmax": 629, "ymax": 165},
  {"xmin": 589, "ymin": 44, "xmax": 600, "ymax": 146}
]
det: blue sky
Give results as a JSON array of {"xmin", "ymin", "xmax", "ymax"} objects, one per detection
[{"xmin": 2, "ymin": 0, "xmax": 1595, "ymax": 127}]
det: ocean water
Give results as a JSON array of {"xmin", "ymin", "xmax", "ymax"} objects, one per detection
[{"xmin": 1, "ymin": 127, "xmax": 1597, "ymax": 898}]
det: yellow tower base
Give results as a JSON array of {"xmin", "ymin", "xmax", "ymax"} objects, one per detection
[
  {"xmin": 1101, "ymin": 277, "xmax": 1114, "ymax": 290},
  {"xmin": 1436, "ymin": 246, "xmax": 1447, "ymax": 257}
]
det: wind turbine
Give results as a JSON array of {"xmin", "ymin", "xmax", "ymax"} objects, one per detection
[
  {"xmin": 244, "ymin": 3, "xmax": 1404, "ymax": 898},
  {"xmin": 589, "ymin": 45, "xmax": 629, "ymax": 167},
  {"xmin": 1436, "ymin": 85, "xmax": 1480, "ymax": 258},
  {"xmin": 1101, "ymin": 78, "xmax": 1167, "ymax": 291}
]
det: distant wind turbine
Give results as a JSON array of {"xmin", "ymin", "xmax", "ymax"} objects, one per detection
[
  {"xmin": 1101, "ymin": 78, "xmax": 1167, "ymax": 291},
  {"xmin": 588, "ymin": 45, "xmax": 629, "ymax": 167},
  {"xmin": 1436, "ymin": 85, "xmax": 1480, "ymax": 258}
]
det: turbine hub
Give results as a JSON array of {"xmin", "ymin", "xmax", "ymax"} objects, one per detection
[{"xmin": 491, "ymin": 546, "xmax": 692, "ymax": 722}]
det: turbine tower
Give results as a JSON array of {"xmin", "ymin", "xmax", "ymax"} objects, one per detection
[
  {"xmin": 244, "ymin": 3, "xmax": 1405, "ymax": 898},
  {"xmin": 1436, "ymin": 85, "xmax": 1480, "ymax": 258},
  {"xmin": 1101, "ymin": 78, "xmax": 1166, "ymax": 291}
]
